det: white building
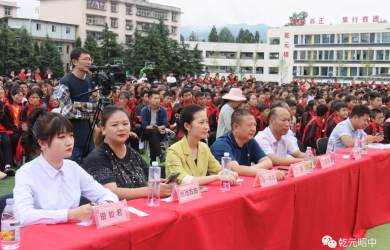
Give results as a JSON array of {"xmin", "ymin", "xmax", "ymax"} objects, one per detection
[
  {"xmin": 0, "ymin": 1, "xmax": 18, "ymax": 18},
  {"xmin": 1, "ymin": 17, "xmax": 77, "ymax": 71},
  {"xmin": 39, "ymin": 0, "xmax": 182, "ymax": 45},
  {"xmin": 186, "ymin": 22, "xmax": 390, "ymax": 84}
]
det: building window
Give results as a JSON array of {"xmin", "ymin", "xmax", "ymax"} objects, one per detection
[
  {"xmin": 125, "ymin": 35, "xmax": 132, "ymax": 44},
  {"xmin": 256, "ymin": 67, "xmax": 264, "ymax": 74},
  {"xmin": 300, "ymin": 51, "xmax": 305, "ymax": 60},
  {"xmin": 336, "ymin": 50, "xmax": 342, "ymax": 60},
  {"xmin": 220, "ymin": 66, "xmax": 226, "ymax": 70},
  {"xmin": 361, "ymin": 33, "xmax": 369, "ymax": 43},
  {"xmin": 330, "ymin": 34, "xmax": 335, "ymax": 43},
  {"xmin": 172, "ymin": 13, "xmax": 177, "ymax": 21},
  {"xmin": 322, "ymin": 34, "xmax": 330, "ymax": 44},
  {"xmin": 321, "ymin": 67, "xmax": 328, "ymax": 76},
  {"xmin": 352, "ymin": 34, "xmax": 359, "ymax": 43},
  {"xmin": 386, "ymin": 51, "xmax": 390, "ymax": 60},
  {"xmin": 304, "ymin": 35, "xmax": 311, "ymax": 44},
  {"xmin": 242, "ymin": 67, "xmax": 252, "ymax": 72},
  {"xmin": 269, "ymin": 53, "xmax": 279, "ymax": 59},
  {"xmin": 257, "ymin": 52, "xmax": 264, "ymax": 59},
  {"xmin": 318, "ymin": 51, "xmax": 323, "ymax": 60},
  {"xmin": 4, "ymin": 6, "xmax": 11, "ymax": 16},
  {"xmin": 329, "ymin": 51, "xmax": 334, "ymax": 60},
  {"xmin": 66, "ymin": 27, "xmax": 70, "ymax": 34},
  {"xmin": 269, "ymin": 67, "xmax": 278, "ymax": 74},
  {"xmin": 136, "ymin": 22, "xmax": 152, "ymax": 31},
  {"xmin": 111, "ymin": 2, "xmax": 117, "ymax": 12},
  {"xmin": 36, "ymin": 23, "xmax": 41, "ymax": 31},
  {"xmin": 111, "ymin": 18, "xmax": 118, "ymax": 28},
  {"xmin": 342, "ymin": 34, "xmax": 349, "ymax": 43},
  {"xmin": 344, "ymin": 51, "xmax": 348, "ymax": 60},
  {"xmin": 377, "ymin": 33, "xmax": 381, "ymax": 43},
  {"xmin": 154, "ymin": 11, "xmax": 167, "ymax": 19},
  {"xmin": 350, "ymin": 67, "xmax": 358, "ymax": 76},
  {"xmin": 370, "ymin": 33, "xmax": 375, "ymax": 43},
  {"xmin": 52, "ymin": 26, "xmax": 56, "ymax": 32},
  {"xmin": 294, "ymin": 35, "xmax": 298, "ymax": 44},
  {"xmin": 87, "ymin": 31, "xmax": 102, "ymax": 40},
  {"xmin": 67, "ymin": 45, "xmax": 69, "ymax": 53},
  {"xmin": 377, "ymin": 50, "xmax": 384, "ymax": 60},
  {"xmin": 136, "ymin": 8, "xmax": 152, "ymax": 17},
  {"xmin": 307, "ymin": 51, "xmax": 311, "ymax": 59},
  {"xmin": 270, "ymin": 38, "xmax": 280, "ymax": 44},
  {"xmin": 324, "ymin": 51, "xmax": 329, "ymax": 60},
  {"xmin": 293, "ymin": 51, "xmax": 298, "ymax": 60},
  {"xmin": 383, "ymin": 33, "xmax": 390, "ymax": 43},
  {"xmin": 126, "ymin": 5, "xmax": 132, "ymax": 14},
  {"xmin": 351, "ymin": 50, "xmax": 355, "ymax": 60},
  {"xmin": 126, "ymin": 20, "xmax": 133, "ymax": 30},
  {"xmin": 87, "ymin": 16, "xmax": 105, "ymax": 25},
  {"xmin": 57, "ymin": 45, "xmax": 63, "ymax": 54},
  {"xmin": 171, "ymin": 27, "xmax": 176, "ymax": 35},
  {"xmin": 356, "ymin": 50, "xmax": 361, "ymax": 60},
  {"xmin": 220, "ymin": 52, "xmax": 226, "ymax": 56},
  {"xmin": 87, "ymin": 0, "xmax": 105, "ymax": 10},
  {"xmin": 314, "ymin": 35, "xmax": 320, "ymax": 44},
  {"xmin": 313, "ymin": 67, "xmax": 319, "ymax": 76}
]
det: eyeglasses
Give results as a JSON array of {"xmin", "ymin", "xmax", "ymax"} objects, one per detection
[{"xmin": 78, "ymin": 58, "xmax": 94, "ymax": 63}]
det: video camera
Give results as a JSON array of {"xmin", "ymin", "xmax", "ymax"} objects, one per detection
[{"xmin": 89, "ymin": 64, "xmax": 128, "ymax": 95}]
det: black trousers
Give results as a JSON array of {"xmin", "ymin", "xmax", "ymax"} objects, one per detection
[
  {"xmin": 143, "ymin": 129, "xmax": 164, "ymax": 162},
  {"xmin": 126, "ymin": 135, "xmax": 139, "ymax": 152},
  {"xmin": 208, "ymin": 132, "xmax": 217, "ymax": 148},
  {"xmin": 134, "ymin": 124, "xmax": 143, "ymax": 138},
  {"xmin": 0, "ymin": 132, "xmax": 19, "ymax": 167}
]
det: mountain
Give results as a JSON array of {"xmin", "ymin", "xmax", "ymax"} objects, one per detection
[{"xmin": 181, "ymin": 23, "xmax": 274, "ymax": 42}]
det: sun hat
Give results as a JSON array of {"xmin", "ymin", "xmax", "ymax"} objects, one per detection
[{"xmin": 222, "ymin": 88, "xmax": 246, "ymax": 101}]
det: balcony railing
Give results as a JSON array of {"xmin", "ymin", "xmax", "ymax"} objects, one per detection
[{"xmin": 87, "ymin": 2, "xmax": 105, "ymax": 10}]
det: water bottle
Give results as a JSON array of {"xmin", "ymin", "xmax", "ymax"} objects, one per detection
[
  {"xmin": 328, "ymin": 137, "xmax": 336, "ymax": 164},
  {"xmin": 354, "ymin": 136, "xmax": 362, "ymax": 152},
  {"xmin": 1, "ymin": 199, "xmax": 20, "ymax": 250},
  {"xmin": 304, "ymin": 147, "xmax": 314, "ymax": 173},
  {"xmin": 147, "ymin": 162, "xmax": 160, "ymax": 207},
  {"xmin": 220, "ymin": 152, "xmax": 231, "ymax": 192},
  {"xmin": 361, "ymin": 133, "xmax": 368, "ymax": 154}
]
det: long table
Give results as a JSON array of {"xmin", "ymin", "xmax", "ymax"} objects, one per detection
[{"xmin": 16, "ymin": 148, "xmax": 390, "ymax": 250}]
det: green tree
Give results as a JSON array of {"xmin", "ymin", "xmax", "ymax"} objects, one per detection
[
  {"xmin": 218, "ymin": 27, "xmax": 235, "ymax": 43},
  {"xmin": 18, "ymin": 27, "xmax": 40, "ymax": 70},
  {"xmin": 202, "ymin": 39, "xmax": 205, "ymax": 42},
  {"xmin": 209, "ymin": 45, "xmax": 221, "ymax": 73},
  {"xmin": 180, "ymin": 34, "xmax": 185, "ymax": 42},
  {"xmin": 379, "ymin": 19, "xmax": 388, "ymax": 23},
  {"xmin": 285, "ymin": 11, "xmax": 309, "ymax": 26},
  {"xmin": 255, "ymin": 31, "xmax": 260, "ymax": 43},
  {"xmin": 236, "ymin": 28, "xmax": 244, "ymax": 43},
  {"xmin": 277, "ymin": 57, "xmax": 289, "ymax": 83},
  {"xmin": 33, "ymin": 41, "xmax": 41, "ymax": 69},
  {"xmin": 208, "ymin": 25, "xmax": 218, "ymax": 42},
  {"xmin": 191, "ymin": 43, "xmax": 204, "ymax": 74},
  {"xmin": 360, "ymin": 48, "xmax": 375, "ymax": 76},
  {"xmin": 75, "ymin": 37, "xmax": 82, "ymax": 47},
  {"xmin": 124, "ymin": 30, "xmax": 148, "ymax": 75},
  {"xmin": 40, "ymin": 35, "xmax": 64, "ymax": 77},
  {"xmin": 99, "ymin": 23, "xmax": 123, "ymax": 63},
  {"xmin": 83, "ymin": 34, "xmax": 104, "ymax": 66},
  {"xmin": 189, "ymin": 31, "xmax": 198, "ymax": 41},
  {"xmin": 242, "ymin": 29, "xmax": 255, "ymax": 43},
  {"xmin": 0, "ymin": 21, "xmax": 20, "ymax": 75}
]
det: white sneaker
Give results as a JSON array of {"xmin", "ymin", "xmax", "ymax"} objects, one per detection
[
  {"xmin": 139, "ymin": 141, "xmax": 144, "ymax": 150},
  {"xmin": 0, "ymin": 171, "xmax": 6, "ymax": 180}
]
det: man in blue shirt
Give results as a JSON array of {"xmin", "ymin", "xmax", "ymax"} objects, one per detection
[
  {"xmin": 141, "ymin": 90, "xmax": 168, "ymax": 164},
  {"xmin": 211, "ymin": 109, "xmax": 285, "ymax": 180}
]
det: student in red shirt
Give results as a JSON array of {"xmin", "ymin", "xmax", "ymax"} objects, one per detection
[
  {"xmin": 345, "ymin": 95, "xmax": 358, "ymax": 115},
  {"xmin": 302, "ymin": 103, "xmax": 328, "ymax": 153},
  {"xmin": 246, "ymin": 93, "xmax": 259, "ymax": 118},
  {"xmin": 297, "ymin": 99, "xmax": 319, "ymax": 142},
  {"xmin": 256, "ymin": 104, "xmax": 270, "ymax": 133},
  {"xmin": 194, "ymin": 91, "xmax": 211, "ymax": 119},
  {"xmin": 310, "ymin": 78, "xmax": 316, "ymax": 86},
  {"xmin": 174, "ymin": 88, "xmax": 194, "ymax": 109},
  {"xmin": 263, "ymin": 88, "xmax": 271, "ymax": 105},
  {"xmin": 18, "ymin": 68, "xmax": 26, "ymax": 80},
  {"xmin": 296, "ymin": 92, "xmax": 309, "ymax": 118},
  {"xmin": 45, "ymin": 92, "xmax": 59, "ymax": 112},
  {"xmin": 364, "ymin": 108, "xmax": 384, "ymax": 136},
  {"xmin": 326, "ymin": 103, "xmax": 348, "ymax": 137},
  {"xmin": 256, "ymin": 92, "xmax": 266, "ymax": 105},
  {"xmin": 205, "ymin": 92, "xmax": 216, "ymax": 112},
  {"xmin": 31, "ymin": 67, "xmax": 41, "ymax": 82},
  {"xmin": 161, "ymin": 91, "xmax": 176, "ymax": 131}
]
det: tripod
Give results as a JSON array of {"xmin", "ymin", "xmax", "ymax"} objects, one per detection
[{"xmin": 74, "ymin": 86, "xmax": 113, "ymax": 166}]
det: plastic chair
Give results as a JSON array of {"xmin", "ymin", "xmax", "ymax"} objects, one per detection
[
  {"xmin": 316, "ymin": 137, "xmax": 329, "ymax": 155},
  {"xmin": 144, "ymin": 140, "xmax": 169, "ymax": 165},
  {"xmin": 297, "ymin": 140, "xmax": 306, "ymax": 152},
  {"xmin": 0, "ymin": 193, "xmax": 13, "ymax": 230}
]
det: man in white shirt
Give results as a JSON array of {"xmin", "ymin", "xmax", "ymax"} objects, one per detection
[
  {"xmin": 255, "ymin": 107, "xmax": 306, "ymax": 166},
  {"xmin": 166, "ymin": 71, "xmax": 176, "ymax": 83}
]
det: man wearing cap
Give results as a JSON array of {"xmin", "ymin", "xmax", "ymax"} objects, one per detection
[
  {"xmin": 216, "ymin": 88, "xmax": 246, "ymax": 138},
  {"xmin": 167, "ymin": 71, "xmax": 176, "ymax": 83}
]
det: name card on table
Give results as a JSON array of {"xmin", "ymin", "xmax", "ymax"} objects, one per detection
[
  {"xmin": 315, "ymin": 155, "xmax": 332, "ymax": 169},
  {"xmin": 288, "ymin": 162, "xmax": 307, "ymax": 178},
  {"xmin": 176, "ymin": 181, "xmax": 202, "ymax": 204},
  {"xmin": 349, "ymin": 148, "xmax": 361, "ymax": 160},
  {"xmin": 93, "ymin": 200, "xmax": 130, "ymax": 229},
  {"xmin": 253, "ymin": 170, "xmax": 278, "ymax": 188}
]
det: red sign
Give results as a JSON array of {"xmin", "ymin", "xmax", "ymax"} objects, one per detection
[
  {"xmin": 352, "ymin": 17, "xmax": 358, "ymax": 23},
  {"xmin": 284, "ymin": 52, "xmax": 289, "ymax": 58},
  {"xmin": 284, "ymin": 42, "xmax": 289, "ymax": 48},
  {"xmin": 292, "ymin": 19, "xmax": 297, "ymax": 25},
  {"xmin": 289, "ymin": 15, "xmax": 378, "ymax": 26},
  {"xmin": 310, "ymin": 18, "xmax": 315, "ymax": 24},
  {"xmin": 300, "ymin": 19, "xmax": 306, "ymax": 25},
  {"xmin": 284, "ymin": 32, "xmax": 290, "ymax": 39},
  {"xmin": 290, "ymin": 162, "xmax": 307, "ymax": 178},
  {"xmin": 94, "ymin": 200, "xmax": 130, "ymax": 229},
  {"xmin": 176, "ymin": 181, "xmax": 202, "ymax": 204},
  {"xmin": 253, "ymin": 170, "xmax": 278, "ymax": 188},
  {"xmin": 373, "ymin": 15, "xmax": 379, "ymax": 22},
  {"xmin": 363, "ymin": 16, "xmax": 368, "ymax": 23},
  {"xmin": 342, "ymin": 17, "xmax": 348, "ymax": 23},
  {"xmin": 319, "ymin": 18, "xmax": 324, "ymax": 24}
]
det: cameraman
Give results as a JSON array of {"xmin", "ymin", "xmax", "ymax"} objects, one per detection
[{"xmin": 57, "ymin": 48, "xmax": 98, "ymax": 161}]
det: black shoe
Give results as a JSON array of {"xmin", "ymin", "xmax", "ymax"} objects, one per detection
[
  {"xmin": 4, "ymin": 168, "xmax": 15, "ymax": 176},
  {"xmin": 159, "ymin": 155, "xmax": 166, "ymax": 163}
]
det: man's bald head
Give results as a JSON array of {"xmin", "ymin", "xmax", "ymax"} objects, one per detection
[
  {"xmin": 269, "ymin": 107, "xmax": 290, "ymax": 122},
  {"xmin": 269, "ymin": 107, "xmax": 292, "ymax": 136}
]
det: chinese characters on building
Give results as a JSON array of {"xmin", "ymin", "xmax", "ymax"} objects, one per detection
[{"xmin": 291, "ymin": 16, "xmax": 379, "ymax": 26}]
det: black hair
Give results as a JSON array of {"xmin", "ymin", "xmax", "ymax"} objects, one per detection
[
  {"xmin": 370, "ymin": 92, "xmax": 382, "ymax": 100},
  {"xmin": 316, "ymin": 104, "xmax": 328, "ymax": 117},
  {"xmin": 7, "ymin": 86, "xmax": 22, "ymax": 105},
  {"xmin": 285, "ymin": 99, "xmax": 297, "ymax": 107},
  {"xmin": 370, "ymin": 108, "xmax": 382, "ymax": 119},
  {"xmin": 111, "ymin": 86, "xmax": 118, "ymax": 93},
  {"xmin": 45, "ymin": 92, "xmax": 53, "ymax": 105},
  {"xmin": 246, "ymin": 92, "xmax": 256, "ymax": 101},
  {"xmin": 181, "ymin": 88, "xmax": 192, "ymax": 96},
  {"xmin": 380, "ymin": 106, "xmax": 389, "ymax": 115},
  {"xmin": 26, "ymin": 88, "xmax": 42, "ymax": 100},
  {"xmin": 334, "ymin": 103, "xmax": 348, "ymax": 112},
  {"xmin": 345, "ymin": 95, "xmax": 358, "ymax": 103},
  {"xmin": 26, "ymin": 108, "xmax": 74, "ymax": 151},
  {"xmin": 33, "ymin": 67, "xmax": 39, "ymax": 73},
  {"xmin": 305, "ymin": 100, "xmax": 319, "ymax": 112},
  {"xmin": 148, "ymin": 90, "xmax": 159, "ymax": 99},
  {"xmin": 194, "ymin": 91, "xmax": 205, "ymax": 99},
  {"xmin": 70, "ymin": 47, "xmax": 90, "ymax": 61},
  {"xmin": 231, "ymin": 108, "xmax": 253, "ymax": 130},
  {"xmin": 140, "ymin": 89, "xmax": 149, "ymax": 98},
  {"xmin": 350, "ymin": 105, "xmax": 371, "ymax": 118},
  {"xmin": 256, "ymin": 103, "xmax": 270, "ymax": 112},
  {"xmin": 95, "ymin": 105, "xmax": 129, "ymax": 146},
  {"xmin": 170, "ymin": 90, "xmax": 176, "ymax": 96},
  {"xmin": 270, "ymin": 100, "xmax": 286, "ymax": 110},
  {"xmin": 163, "ymin": 91, "xmax": 172, "ymax": 98},
  {"xmin": 314, "ymin": 95, "xmax": 325, "ymax": 101},
  {"xmin": 179, "ymin": 104, "xmax": 204, "ymax": 135},
  {"xmin": 215, "ymin": 97, "xmax": 224, "ymax": 107},
  {"xmin": 263, "ymin": 88, "xmax": 270, "ymax": 93},
  {"xmin": 118, "ymin": 91, "xmax": 130, "ymax": 100},
  {"xmin": 302, "ymin": 92, "xmax": 310, "ymax": 98}
]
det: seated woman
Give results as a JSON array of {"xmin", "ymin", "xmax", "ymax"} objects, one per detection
[
  {"xmin": 14, "ymin": 108, "xmax": 118, "ymax": 226},
  {"xmin": 166, "ymin": 104, "xmax": 238, "ymax": 185},
  {"xmin": 82, "ymin": 105, "xmax": 175, "ymax": 200}
]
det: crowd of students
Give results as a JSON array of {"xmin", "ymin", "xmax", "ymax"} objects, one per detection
[{"xmin": 5, "ymin": 46, "xmax": 390, "ymax": 226}]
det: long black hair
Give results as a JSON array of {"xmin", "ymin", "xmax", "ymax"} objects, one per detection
[{"xmin": 179, "ymin": 104, "xmax": 205, "ymax": 136}]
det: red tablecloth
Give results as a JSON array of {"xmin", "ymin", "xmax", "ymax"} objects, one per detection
[{"xmin": 15, "ymin": 148, "xmax": 390, "ymax": 250}]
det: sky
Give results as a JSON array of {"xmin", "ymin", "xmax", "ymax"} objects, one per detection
[{"xmin": 15, "ymin": 0, "xmax": 390, "ymax": 27}]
